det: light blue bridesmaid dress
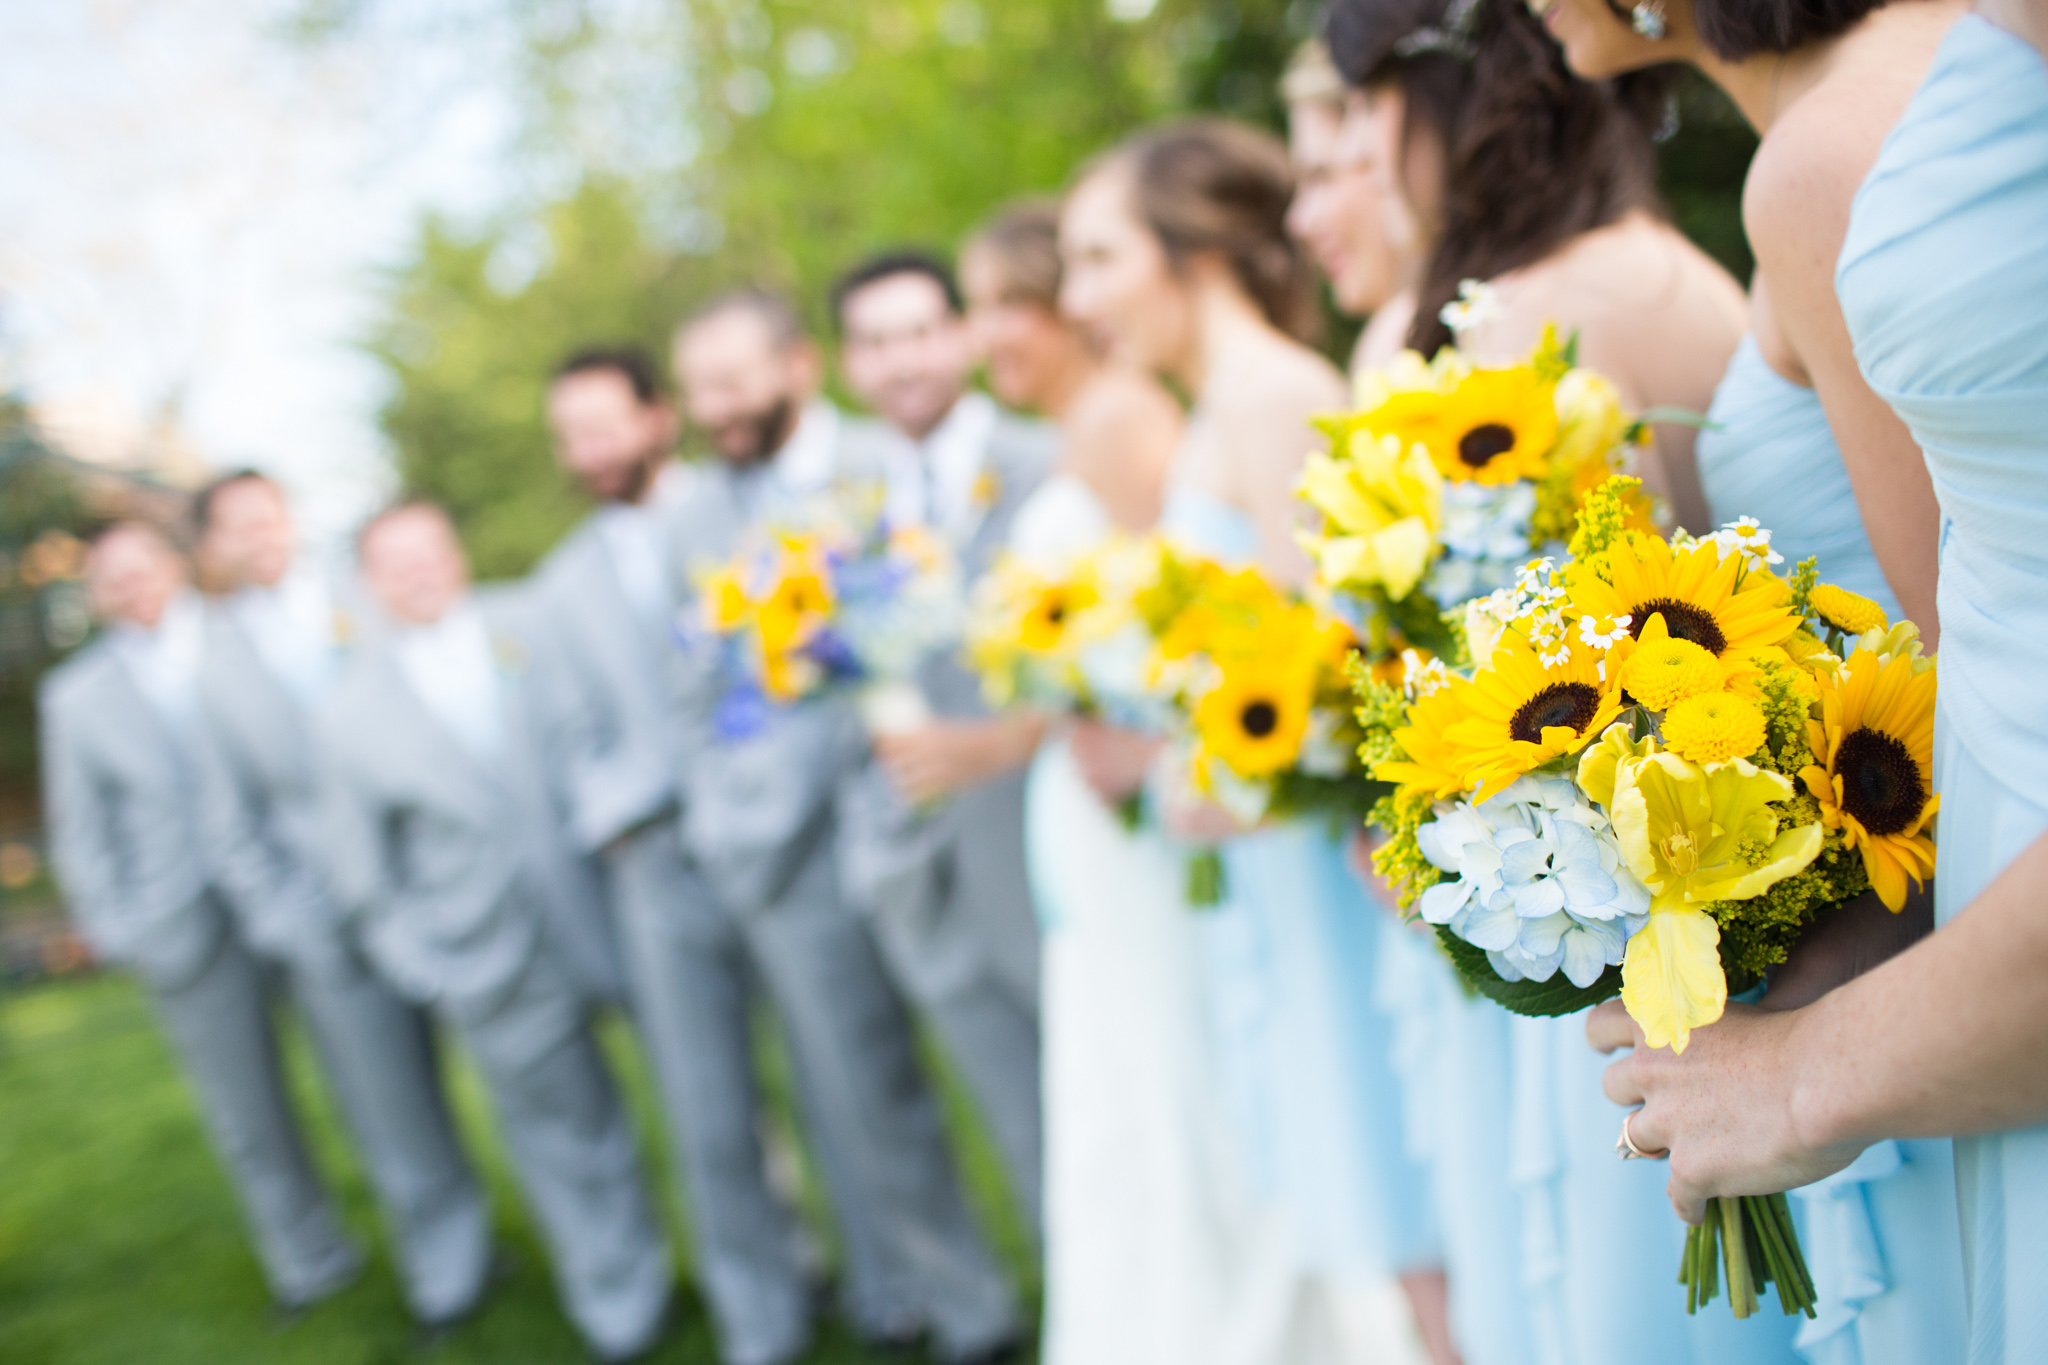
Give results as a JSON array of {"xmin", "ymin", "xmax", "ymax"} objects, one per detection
[
  {"xmin": 1373, "ymin": 933, "xmax": 1538, "ymax": 1365},
  {"xmin": 1698, "ymin": 336, "xmax": 1966, "ymax": 1365},
  {"xmin": 1510, "ymin": 1008, "xmax": 1803, "ymax": 1365},
  {"xmin": 1836, "ymin": 19, "xmax": 2048, "ymax": 1362},
  {"xmin": 1162, "ymin": 486, "xmax": 1442, "ymax": 1283}
]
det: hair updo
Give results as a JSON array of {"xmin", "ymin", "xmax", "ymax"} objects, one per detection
[
  {"xmin": 964, "ymin": 198, "xmax": 1065, "ymax": 312},
  {"xmin": 1326, "ymin": 0, "xmax": 1673, "ymax": 355},
  {"xmin": 1686, "ymin": 0, "xmax": 1897, "ymax": 60},
  {"xmin": 1098, "ymin": 118, "xmax": 1322, "ymax": 345}
]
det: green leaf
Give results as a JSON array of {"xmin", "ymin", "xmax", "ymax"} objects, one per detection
[{"xmin": 1434, "ymin": 925, "xmax": 1623, "ymax": 1017}]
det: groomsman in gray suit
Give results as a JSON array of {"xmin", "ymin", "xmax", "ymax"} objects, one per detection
[
  {"xmin": 41, "ymin": 522, "xmax": 364, "ymax": 1312},
  {"xmin": 319, "ymin": 502, "xmax": 671, "ymax": 1362},
  {"xmin": 832, "ymin": 252, "xmax": 1055, "ymax": 1239},
  {"xmin": 191, "ymin": 471, "xmax": 492, "ymax": 1329},
  {"xmin": 532, "ymin": 342, "xmax": 831, "ymax": 1365},
  {"xmin": 664, "ymin": 291, "xmax": 1020, "ymax": 1365}
]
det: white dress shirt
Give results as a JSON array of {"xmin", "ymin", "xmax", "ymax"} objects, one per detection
[
  {"xmin": 595, "ymin": 491, "xmax": 674, "ymax": 632},
  {"xmin": 774, "ymin": 399, "xmax": 843, "ymax": 497},
  {"xmin": 883, "ymin": 391, "xmax": 996, "ymax": 540},
  {"xmin": 233, "ymin": 568, "xmax": 340, "ymax": 710},
  {"xmin": 112, "ymin": 589, "xmax": 206, "ymax": 740},
  {"xmin": 393, "ymin": 600, "xmax": 505, "ymax": 765}
]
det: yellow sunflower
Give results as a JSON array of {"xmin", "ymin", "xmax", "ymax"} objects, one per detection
[
  {"xmin": 1570, "ymin": 534, "xmax": 1801, "ymax": 667},
  {"xmin": 1018, "ymin": 579, "xmax": 1099, "ymax": 653},
  {"xmin": 1442, "ymin": 631, "xmax": 1625, "ymax": 802},
  {"xmin": 1404, "ymin": 365, "xmax": 1561, "ymax": 486},
  {"xmin": 1374, "ymin": 674, "xmax": 1480, "ymax": 800},
  {"xmin": 1800, "ymin": 647, "xmax": 1939, "ymax": 911},
  {"xmin": 1195, "ymin": 655, "xmax": 1318, "ymax": 779}
]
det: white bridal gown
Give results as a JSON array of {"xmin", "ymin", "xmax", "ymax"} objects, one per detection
[{"xmin": 1019, "ymin": 472, "xmax": 1420, "ymax": 1365}]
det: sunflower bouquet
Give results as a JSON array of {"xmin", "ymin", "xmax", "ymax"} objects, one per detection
[
  {"xmin": 1297, "ymin": 323, "xmax": 1661, "ymax": 674},
  {"xmin": 1357, "ymin": 476, "xmax": 1937, "ymax": 1320},
  {"xmin": 967, "ymin": 535, "xmax": 1373, "ymax": 901},
  {"xmin": 692, "ymin": 513, "xmax": 964, "ymax": 740}
]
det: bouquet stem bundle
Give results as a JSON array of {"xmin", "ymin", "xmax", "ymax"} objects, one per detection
[{"xmin": 1682, "ymin": 1193, "xmax": 1815, "ymax": 1319}]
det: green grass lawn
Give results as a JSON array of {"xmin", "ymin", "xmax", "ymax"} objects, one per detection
[{"xmin": 0, "ymin": 973, "xmax": 1038, "ymax": 1364}]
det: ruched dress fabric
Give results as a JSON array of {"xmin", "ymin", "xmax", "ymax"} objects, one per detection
[
  {"xmin": 1836, "ymin": 20, "xmax": 2048, "ymax": 1362},
  {"xmin": 1699, "ymin": 335, "xmax": 1965, "ymax": 1365},
  {"xmin": 1509, "ymin": 1010, "xmax": 1802, "ymax": 1365},
  {"xmin": 1160, "ymin": 484, "xmax": 1433, "ymax": 1364},
  {"xmin": 1372, "ymin": 927, "xmax": 1538, "ymax": 1365}
]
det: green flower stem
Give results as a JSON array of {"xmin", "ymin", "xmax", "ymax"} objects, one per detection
[
  {"xmin": 1113, "ymin": 792, "xmax": 1144, "ymax": 832},
  {"xmin": 1720, "ymin": 1197, "xmax": 1758, "ymax": 1318},
  {"xmin": 1680, "ymin": 1193, "xmax": 1818, "ymax": 1319},
  {"xmin": 1186, "ymin": 848, "xmax": 1226, "ymax": 908}
]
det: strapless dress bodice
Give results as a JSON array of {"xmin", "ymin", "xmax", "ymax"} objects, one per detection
[{"xmin": 1698, "ymin": 335, "xmax": 1900, "ymax": 621}]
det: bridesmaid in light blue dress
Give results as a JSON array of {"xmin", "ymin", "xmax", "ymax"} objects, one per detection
[
  {"xmin": 1163, "ymin": 484, "xmax": 1442, "ymax": 1304},
  {"xmin": 1698, "ymin": 338, "xmax": 1968, "ymax": 1365},
  {"xmin": 1060, "ymin": 120, "xmax": 1439, "ymax": 1362},
  {"xmin": 1836, "ymin": 18, "xmax": 2048, "ymax": 1360}
]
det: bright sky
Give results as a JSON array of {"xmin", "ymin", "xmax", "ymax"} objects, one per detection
[{"xmin": 0, "ymin": 0, "xmax": 530, "ymax": 545}]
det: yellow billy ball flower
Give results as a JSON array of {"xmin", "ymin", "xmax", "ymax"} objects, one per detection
[
  {"xmin": 1618, "ymin": 616, "xmax": 1725, "ymax": 710},
  {"xmin": 1661, "ymin": 691, "xmax": 1767, "ymax": 765},
  {"xmin": 1810, "ymin": 583, "xmax": 1889, "ymax": 636}
]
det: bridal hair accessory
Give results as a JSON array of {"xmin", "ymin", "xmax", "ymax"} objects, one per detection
[
  {"xmin": 1394, "ymin": 0, "xmax": 1482, "ymax": 60},
  {"xmin": 1616, "ymin": 1111, "xmax": 1664, "ymax": 1160},
  {"xmin": 1631, "ymin": 0, "xmax": 1669, "ymax": 39}
]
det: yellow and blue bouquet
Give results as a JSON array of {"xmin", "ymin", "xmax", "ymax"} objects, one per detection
[
  {"xmin": 967, "ymin": 535, "xmax": 1371, "ymax": 901},
  {"xmin": 693, "ymin": 511, "xmax": 963, "ymax": 740},
  {"xmin": 1356, "ymin": 476, "xmax": 1938, "ymax": 1320},
  {"xmin": 1297, "ymin": 322, "xmax": 1662, "ymax": 671}
]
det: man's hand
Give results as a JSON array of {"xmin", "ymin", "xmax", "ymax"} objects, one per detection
[
  {"xmin": 874, "ymin": 714, "xmax": 1045, "ymax": 806},
  {"xmin": 1588, "ymin": 999, "xmax": 1865, "ymax": 1223}
]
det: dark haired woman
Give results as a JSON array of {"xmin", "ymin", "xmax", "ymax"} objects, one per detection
[
  {"xmin": 1060, "ymin": 118, "xmax": 1439, "ymax": 1363},
  {"xmin": 1323, "ymin": 2, "xmax": 1803, "ymax": 1363},
  {"xmin": 1597, "ymin": 4, "xmax": 2048, "ymax": 1364},
  {"xmin": 1529, "ymin": 0, "xmax": 1972, "ymax": 1359}
]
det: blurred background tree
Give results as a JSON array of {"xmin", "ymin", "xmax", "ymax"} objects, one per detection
[{"xmin": 362, "ymin": 0, "xmax": 1753, "ymax": 577}]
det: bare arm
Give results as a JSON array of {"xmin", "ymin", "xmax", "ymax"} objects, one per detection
[
  {"xmin": 1594, "ymin": 827, "xmax": 2048, "ymax": 1221},
  {"xmin": 1745, "ymin": 100, "xmax": 1943, "ymax": 642}
]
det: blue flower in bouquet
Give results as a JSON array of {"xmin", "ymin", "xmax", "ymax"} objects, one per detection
[
  {"xmin": 1422, "ymin": 482, "xmax": 1541, "ymax": 604},
  {"xmin": 1416, "ymin": 776, "xmax": 1649, "ymax": 988}
]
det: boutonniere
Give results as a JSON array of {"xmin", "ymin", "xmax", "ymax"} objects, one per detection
[
  {"xmin": 971, "ymin": 469, "xmax": 1003, "ymax": 511},
  {"xmin": 491, "ymin": 634, "xmax": 529, "ymax": 676}
]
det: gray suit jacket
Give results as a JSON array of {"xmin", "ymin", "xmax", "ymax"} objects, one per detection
[
  {"xmin": 318, "ymin": 588, "xmax": 613, "ymax": 1014},
  {"xmin": 41, "ymin": 637, "xmax": 225, "ymax": 991},
  {"xmin": 195, "ymin": 603, "xmax": 350, "ymax": 972},
  {"xmin": 839, "ymin": 407, "xmax": 1057, "ymax": 1004},
  {"xmin": 528, "ymin": 503, "xmax": 684, "ymax": 854},
  {"xmin": 664, "ymin": 417, "xmax": 898, "ymax": 916}
]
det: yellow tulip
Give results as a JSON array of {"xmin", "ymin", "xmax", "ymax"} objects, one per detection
[{"xmin": 1609, "ymin": 751, "xmax": 1823, "ymax": 1051}]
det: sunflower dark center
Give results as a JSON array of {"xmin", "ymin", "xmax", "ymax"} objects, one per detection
[
  {"xmin": 1628, "ymin": 598, "xmax": 1728, "ymax": 655},
  {"xmin": 1509, "ymin": 682, "xmax": 1602, "ymax": 745},
  {"xmin": 1240, "ymin": 700, "xmax": 1280, "ymax": 739},
  {"xmin": 1045, "ymin": 602, "xmax": 1065, "ymax": 626},
  {"xmin": 1836, "ymin": 727, "xmax": 1926, "ymax": 837},
  {"xmin": 1458, "ymin": 423, "xmax": 1517, "ymax": 468}
]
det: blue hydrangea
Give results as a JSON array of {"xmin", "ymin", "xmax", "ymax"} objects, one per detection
[
  {"xmin": 1423, "ymin": 482, "xmax": 1538, "ymax": 606},
  {"xmin": 1414, "ymin": 775, "xmax": 1650, "ymax": 988}
]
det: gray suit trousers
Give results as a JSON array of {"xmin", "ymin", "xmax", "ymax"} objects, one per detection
[
  {"xmin": 146, "ymin": 922, "xmax": 364, "ymax": 1306},
  {"xmin": 289, "ymin": 947, "xmax": 491, "ymax": 1322},
  {"xmin": 617, "ymin": 823, "xmax": 1017, "ymax": 1362},
  {"xmin": 445, "ymin": 946, "xmax": 672, "ymax": 1358}
]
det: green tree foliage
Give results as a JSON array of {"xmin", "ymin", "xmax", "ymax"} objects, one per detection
[
  {"xmin": 370, "ymin": 182, "xmax": 697, "ymax": 579},
  {"xmin": 366, "ymin": 1, "xmax": 1754, "ymax": 576}
]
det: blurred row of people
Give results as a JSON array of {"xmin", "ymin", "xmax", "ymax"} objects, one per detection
[{"xmin": 39, "ymin": 249, "xmax": 1086, "ymax": 1365}]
